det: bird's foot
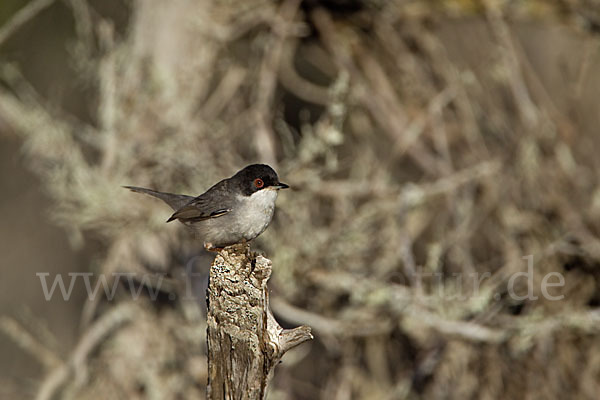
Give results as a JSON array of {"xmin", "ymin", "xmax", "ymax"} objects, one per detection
[
  {"xmin": 204, "ymin": 241, "xmax": 252, "ymax": 256},
  {"xmin": 204, "ymin": 242, "xmax": 224, "ymax": 252}
]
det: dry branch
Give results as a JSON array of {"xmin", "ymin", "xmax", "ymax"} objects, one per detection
[
  {"xmin": 206, "ymin": 244, "xmax": 313, "ymax": 400},
  {"xmin": 36, "ymin": 302, "xmax": 138, "ymax": 400},
  {"xmin": 0, "ymin": 0, "xmax": 56, "ymax": 46}
]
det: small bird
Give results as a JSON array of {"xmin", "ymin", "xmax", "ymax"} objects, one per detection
[{"xmin": 124, "ymin": 164, "xmax": 289, "ymax": 250}]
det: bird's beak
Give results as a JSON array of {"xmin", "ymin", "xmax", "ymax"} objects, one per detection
[{"xmin": 272, "ymin": 182, "xmax": 289, "ymax": 190}]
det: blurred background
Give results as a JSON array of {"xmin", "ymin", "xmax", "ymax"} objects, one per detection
[{"xmin": 1, "ymin": 0, "xmax": 600, "ymax": 399}]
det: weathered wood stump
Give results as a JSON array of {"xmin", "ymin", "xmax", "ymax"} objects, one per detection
[{"xmin": 206, "ymin": 243, "xmax": 312, "ymax": 400}]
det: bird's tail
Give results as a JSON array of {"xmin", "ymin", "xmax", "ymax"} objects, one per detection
[{"xmin": 123, "ymin": 186, "xmax": 194, "ymax": 211}]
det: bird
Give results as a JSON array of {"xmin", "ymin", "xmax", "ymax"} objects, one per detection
[{"xmin": 124, "ymin": 164, "xmax": 289, "ymax": 250}]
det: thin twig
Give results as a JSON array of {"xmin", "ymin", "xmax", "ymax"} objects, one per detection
[
  {"xmin": 36, "ymin": 302, "xmax": 138, "ymax": 400},
  {"xmin": 271, "ymin": 297, "xmax": 393, "ymax": 337},
  {"xmin": 0, "ymin": 0, "xmax": 56, "ymax": 47},
  {"xmin": 201, "ymin": 65, "xmax": 247, "ymax": 118},
  {"xmin": 0, "ymin": 316, "xmax": 62, "ymax": 370},
  {"xmin": 254, "ymin": 0, "xmax": 302, "ymax": 166},
  {"xmin": 484, "ymin": 2, "xmax": 539, "ymax": 129},
  {"xmin": 278, "ymin": 39, "xmax": 331, "ymax": 105}
]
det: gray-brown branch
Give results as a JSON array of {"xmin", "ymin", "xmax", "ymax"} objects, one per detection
[{"xmin": 206, "ymin": 244, "xmax": 313, "ymax": 400}]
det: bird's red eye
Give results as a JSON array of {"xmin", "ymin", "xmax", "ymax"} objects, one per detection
[{"xmin": 254, "ymin": 178, "xmax": 264, "ymax": 188}]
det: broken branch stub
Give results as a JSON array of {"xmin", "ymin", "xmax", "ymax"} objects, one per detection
[{"xmin": 206, "ymin": 243, "xmax": 313, "ymax": 400}]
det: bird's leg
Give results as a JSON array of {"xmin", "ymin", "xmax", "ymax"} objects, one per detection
[
  {"xmin": 204, "ymin": 242, "xmax": 224, "ymax": 252},
  {"xmin": 204, "ymin": 241, "xmax": 252, "ymax": 255}
]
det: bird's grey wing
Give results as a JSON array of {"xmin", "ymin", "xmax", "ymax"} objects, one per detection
[
  {"xmin": 166, "ymin": 180, "xmax": 233, "ymax": 223},
  {"xmin": 123, "ymin": 186, "xmax": 195, "ymax": 211}
]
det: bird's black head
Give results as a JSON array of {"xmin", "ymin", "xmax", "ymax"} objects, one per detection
[{"xmin": 231, "ymin": 164, "xmax": 289, "ymax": 196}]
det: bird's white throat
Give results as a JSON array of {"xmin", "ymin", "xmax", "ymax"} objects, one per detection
[
  {"xmin": 248, "ymin": 187, "xmax": 278, "ymax": 208},
  {"xmin": 234, "ymin": 188, "xmax": 278, "ymax": 240}
]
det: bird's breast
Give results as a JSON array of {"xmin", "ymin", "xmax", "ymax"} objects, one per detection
[{"xmin": 233, "ymin": 189, "xmax": 278, "ymax": 240}]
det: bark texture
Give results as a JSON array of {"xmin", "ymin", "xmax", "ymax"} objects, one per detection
[{"xmin": 206, "ymin": 244, "xmax": 312, "ymax": 400}]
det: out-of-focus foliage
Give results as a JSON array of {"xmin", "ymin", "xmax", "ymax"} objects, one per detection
[{"xmin": 1, "ymin": 0, "xmax": 600, "ymax": 399}]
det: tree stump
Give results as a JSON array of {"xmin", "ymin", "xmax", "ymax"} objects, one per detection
[{"xmin": 206, "ymin": 243, "xmax": 313, "ymax": 400}]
